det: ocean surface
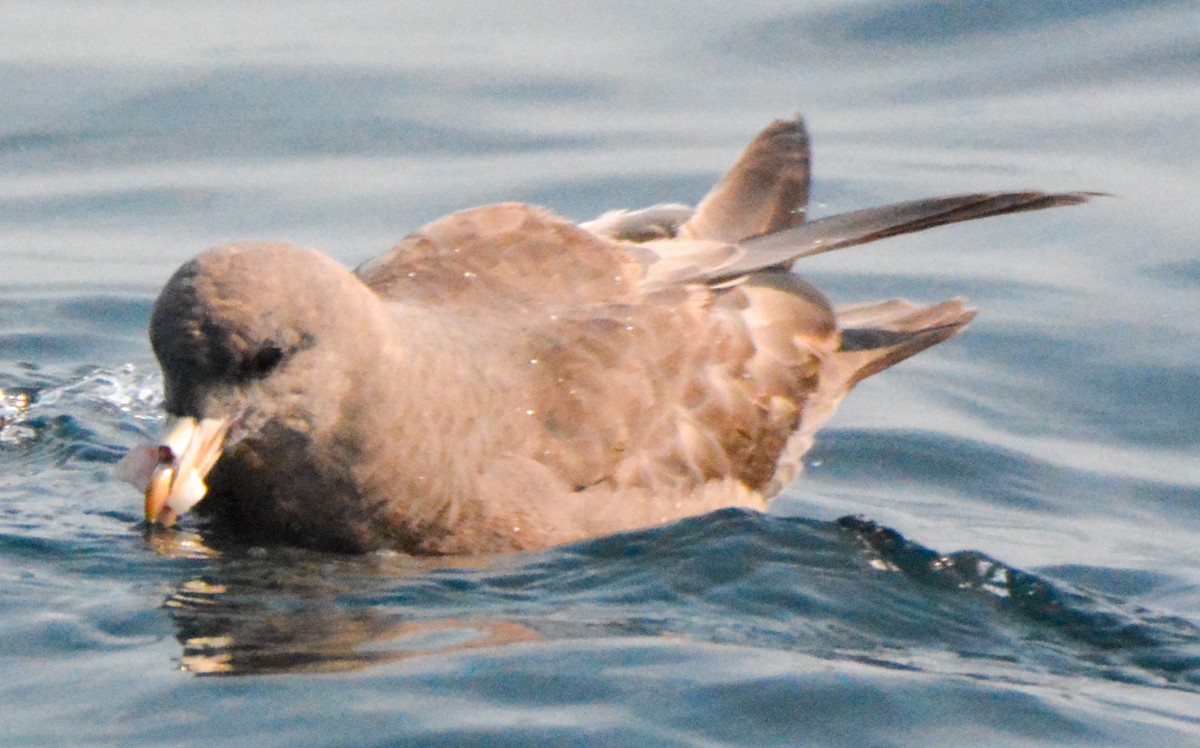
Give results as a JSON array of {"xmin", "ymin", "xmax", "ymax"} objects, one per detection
[{"xmin": 3, "ymin": 1, "xmax": 1199, "ymax": 745}]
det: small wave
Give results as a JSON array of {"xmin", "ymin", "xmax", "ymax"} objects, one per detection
[
  {"xmin": 838, "ymin": 515, "xmax": 1200, "ymax": 689},
  {"xmin": 147, "ymin": 509, "xmax": 1200, "ymax": 691},
  {"xmin": 0, "ymin": 363, "xmax": 162, "ymax": 449}
]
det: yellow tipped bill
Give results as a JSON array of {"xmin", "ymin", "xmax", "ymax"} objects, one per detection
[{"xmin": 127, "ymin": 415, "xmax": 230, "ymax": 526}]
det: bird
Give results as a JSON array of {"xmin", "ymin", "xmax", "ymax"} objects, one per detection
[{"xmin": 118, "ymin": 116, "xmax": 1093, "ymax": 554}]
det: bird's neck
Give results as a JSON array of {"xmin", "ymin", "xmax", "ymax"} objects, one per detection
[{"xmin": 343, "ymin": 303, "xmax": 527, "ymax": 542}]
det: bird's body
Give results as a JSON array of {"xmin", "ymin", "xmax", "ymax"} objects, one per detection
[{"xmin": 122, "ymin": 117, "xmax": 1092, "ymax": 554}]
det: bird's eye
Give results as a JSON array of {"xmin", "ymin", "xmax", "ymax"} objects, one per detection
[{"xmin": 242, "ymin": 344, "xmax": 285, "ymax": 380}]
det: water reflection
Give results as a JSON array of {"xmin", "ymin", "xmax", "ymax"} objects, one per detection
[{"xmin": 159, "ymin": 539, "xmax": 542, "ymax": 675}]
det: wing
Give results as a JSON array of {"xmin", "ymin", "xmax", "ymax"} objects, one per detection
[
  {"xmin": 504, "ymin": 271, "xmax": 976, "ymax": 504},
  {"xmin": 350, "ymin": 120, "xmax": 1094, "ymax": 516},
  {"xmin": 679, "ymin": 115, "xmax": 811, "ymax": 242},
  {"xmin": 643, "ymin": 191, "xmax": 1099, "ymax": 287},
  {"xmin": 579, "ymin": 115, "xmax": 811, "ymax": 244},
  {"xmin": 506, "ymin": 274, "xmax": 837, "ymax": 499}
]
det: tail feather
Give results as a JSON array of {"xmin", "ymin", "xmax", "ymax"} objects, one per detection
[{"xmin": 834, "ymin": 299, "xmax": 976, "ymax": 387}]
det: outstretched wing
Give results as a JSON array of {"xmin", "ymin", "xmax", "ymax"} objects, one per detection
[
  {"xmin": 645, "ymin": 191, "xmax": 1099, "ymax": 287},
  {"xmin": 580, "ymin": 115, "xmax": 811, "ymax": 245},
  {"xmin": 679, "ymin": 115, "xmax": 811, "ymax": 242}
]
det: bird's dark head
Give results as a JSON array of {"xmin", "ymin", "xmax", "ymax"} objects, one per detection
[
  {"xmin": 150, "ymin": 242, "xmax": 366, "ymax": 417},
  {"xmin": 134, "ymin": 242, "xmax": 379, "ymax": 528}
]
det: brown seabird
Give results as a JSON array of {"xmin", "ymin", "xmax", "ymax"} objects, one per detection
[{"xmin": 118, "ymin": 117, "xmax": 1092, "ymax": 553}]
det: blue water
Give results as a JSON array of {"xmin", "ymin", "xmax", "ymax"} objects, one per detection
[{"xmin": 3, "ymin": 1, "xmax": 1200, "ymax": 744}]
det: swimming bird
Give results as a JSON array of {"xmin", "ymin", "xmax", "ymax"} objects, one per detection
[{"xmin": 119, "ymin": 116, "xmax": 1092, "ymax": 554}]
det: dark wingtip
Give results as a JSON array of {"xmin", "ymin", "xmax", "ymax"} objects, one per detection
[
  {"xmin": 770, "ymin": 113, "xmax": 807, "ymax": 132},
  {"xmin": 994, "ymin": 190, "xmax": 1108, "ymax": 210}
]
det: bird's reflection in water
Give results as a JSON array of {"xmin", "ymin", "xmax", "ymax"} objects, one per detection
[{"xmin": 150, "ymin": 527, "xmax": 542, "ymax": 675}]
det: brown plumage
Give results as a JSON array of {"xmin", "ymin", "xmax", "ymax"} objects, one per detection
[{"xmin": 122, "ymin": 116, "xmax": 1094, "ymax": 554}]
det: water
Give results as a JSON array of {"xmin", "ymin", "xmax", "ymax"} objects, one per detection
[{"xmin": 3, "ymin": 1, "xmax": 1200, "ymax": 744}]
